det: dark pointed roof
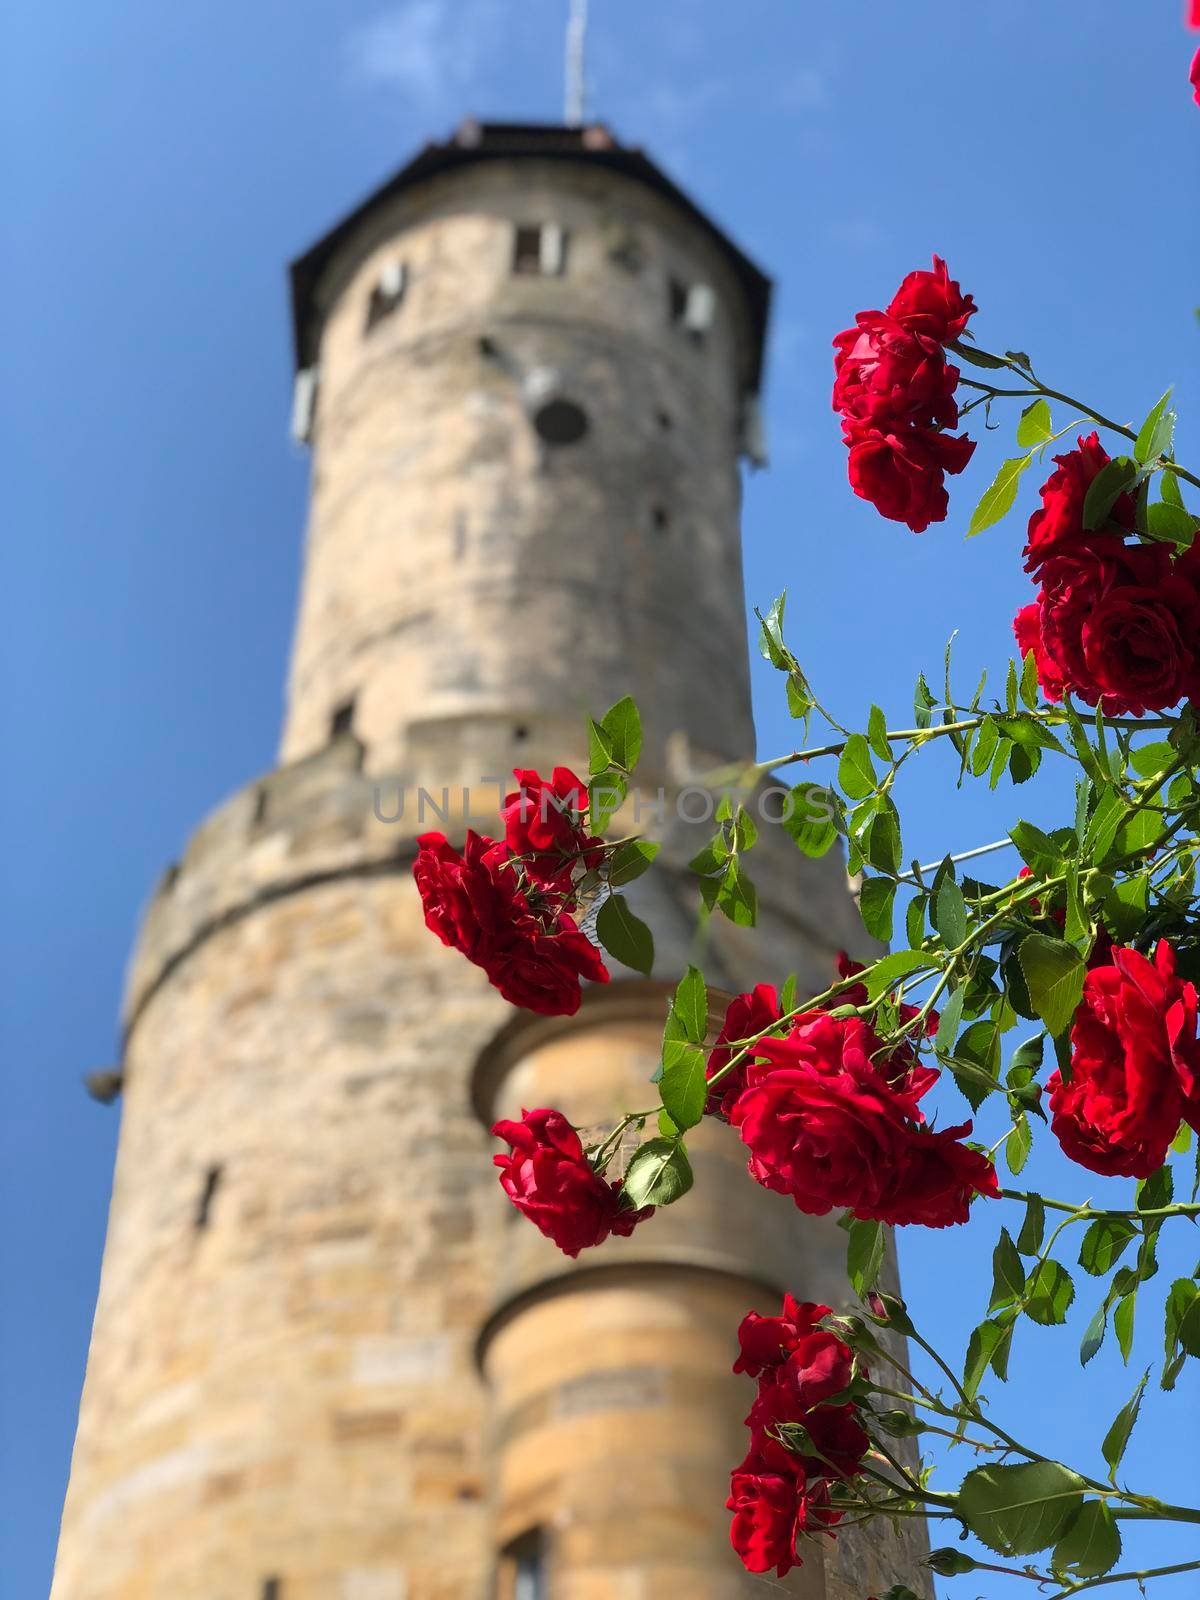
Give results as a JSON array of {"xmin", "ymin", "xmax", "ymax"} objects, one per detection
[{"xmin": 288, "ymin": 120, "xmax": 771, "ymax": 391}]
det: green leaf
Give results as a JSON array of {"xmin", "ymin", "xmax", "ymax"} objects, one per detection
[
  {"xmin": 1019, "ymin": 647, "xmax": 1040, "ymax": 711},
  {"xmin": 607, "ymin": 839, "xmax": 660, "ymax": 886},
  {"xmin": 1114, "ymin": 1291, "xmax": 1136, "ymax": 1361},
  {"xmin": 758, "ymin": 591, "xmax": 789, "ymax": 668},
  {"xmin": 957, "ymin": 1460, "xmax": 1087, "ymax": 1556},
  {"xmin": 717, "ymin": 861, "xmax": 757, "ymax": 927},
  {"xmin": 1165, "ymin": 1278, "xmax": 1200, "ymax": 1365},
  {"xmin": 949, "ymin": 339, "xmax": 1008, "ymax": 370},
  {"xmin": 595, "ymin": 893, "xmax": 654, "ymax": 975},
  {"xmin": 784, "ymin": 782, "xmax": 839, "ymax": 857},
  {"xmin": 1010, "ymin": 820, "xmax": 1060, "ymax": 871},
  {"xmin": 862, "ymin": 950, "xmax": 928, "ymax": 1001},
  {"xmin": 847, "ymin": 1217, "xmax": 886, "ymax": 1296},
  {"xmin": 867, "ymin": 704, "xmax": 891, "ymax": 763},
  {"xmin": 1101, "ymin": 1370, "xmax": 1148, "ymax": 1479},
  {"xmin": 968, "ymin": 455, "xmax": 1031, "ymax": 536},
  {"xmin": 659, "ymin": 1042, "xmax": 707, "ymax": 1132},
  {"xmin": 865, "ymin": 804, "xmax": 902, "ymax": 876},
  {"xmin": 589, "ymin": 770, "xmax": 628, "ymax": 832},
  {"xmin": 1162, "ymin": 464, "xmax": 1187, "ymax": 508},
  {"xmin": 587, "ymin": 717, "xmax": 614, "ymax": 775},
  {"xmin": 934, "ymin": 984, "xmax": 966, "ymax": 1054},
  {"xmin": 838, "ymin": 733, "xmax": 878, "ymax": 800},
  {"xmin": 1080, "ymin": 1299, "xmax": 1108, "ymax": 1367},
  {"xmin": 913, "ymin": 671, "xmax": 936, "ymax": 729},
  {"xmin": 1133, "ymin": 388, "xmax": 1175, "ymax": 466},
  {"xmin": 1018, "ymin": 934, "xmax": 1086, "ymax": 1038},
  {"xmin": 1006, "ymin": 1113, "xmax": 1032, "ymax": 1175},
  {"xmin": 599, "ymin": 695, "xmax": 643, "ymax": 771},
  {"xmin": 621, "ymin": 1138, "xmax": 692, "ymax": 1207},
  {"xmin": 935, "ymin": 876, "xmax": 969, "ymax": 948},
  {"xmin": 1129, "ymin": 740, "xmax": 1178, "ymax": 778},
  {"xmin": 1017, "ymin": 1195, "xmax": 1046, "ymax": 1257},
  {"xmin": 989, "ymin": 1229, "xmax": 1026, "ymax": 1312},
  {"xmin": 964, "ymin": 1317, "xmax": 1013, "ymax": 1399},
  {"xmin": 1025, "ymin": 1260, "xmax": 1076, "ymax": 1326},
  {"xmin": 1082, "ymin": 456, "xmax": 1137, "ymax": 531},
  {"xmin": 672, "ymin": 966, "xmax": 707, "ymax": 1045},
  {"xmin": 1144, "ymin": 500, "xmax": 1199, "ymax": 546},
  {"xmin": 1079, "ymin": 1218, "xmax": 1137, "ymax": 1277},
  {"xmin": 858, "ymin": 877, "xmax": 896, "ymax": 942},
  {"xmin": 1052, "ymin": 1499, "xmax": 1121, "ymax": 1580},
  {"xmin": 1016, "ymin": 398, "xmax": 1054, "ymax": 448},
  {"xmin": 733, "ymin": 805, "xmax": 758, "ymax": 852}
]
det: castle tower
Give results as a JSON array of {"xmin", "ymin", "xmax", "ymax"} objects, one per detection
[{"xmin": 54, "ymin": 123, "xmax": 927, "ymax": 1600}]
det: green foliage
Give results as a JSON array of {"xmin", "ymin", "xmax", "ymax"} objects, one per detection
[
  {"xmin": 595, "ymin": 894, "xmax": 654, "ymax": 974},
  {"xmin": 622, "ymin": 1138, "xmax": 693, "ymax": 1207},
  {"xmin": 957, "ymin": 1460, "xmax": 1087, "ymax": 1555}
]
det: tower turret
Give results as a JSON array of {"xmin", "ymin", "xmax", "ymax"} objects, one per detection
[{"xmin": 53, "ymin": 122, "xmax": 928, "ymax": 1600}]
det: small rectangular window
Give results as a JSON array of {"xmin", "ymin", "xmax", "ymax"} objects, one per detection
[
  {"xmin": 261, "ymin": 1580, "xmax": 282, "ymax": 1600},
  {"xmin": 330, "ymin": 697, "xmax": 356, "ymax": 740},
  {"xmin": 497, "ymin": 1529, "xmax": 546, "ymax": 1600},
  {"xmin": 668, "ymin": 277, "xmax": 715, "ymax": 342},
  {"xmin": 513, "ymin": 224, "xmax": 567, "ymax": 277},
  {"xmin": 365, "ymin": 260, "xmax": 407, "ymax": 333}
]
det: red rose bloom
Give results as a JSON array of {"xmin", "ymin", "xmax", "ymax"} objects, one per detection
[
  {"xmin": 747, "ymin": 1386, "xmax": 870, "ymax": 1480},
  {"xmin": 491, "ymin": 1107, "xmax": 652, "ymax": 1257},
  {"xmin": 733, "ymin": 1295, "xmax": 831, "ymax": 1378},
  {"xmin": 414, "ymin": 831, "xmax": 609, "ymax": 1016},
  {"xmin": 1191, "ymin": 45, "xmax": 1200, "ymax": 106},
  {"xmin": 726, "ymin": 1457, "xmax": 810, "ymax": 1577},
  {"xmin": 845, "ymin": 423, "xmax": 976, "ymax": 533},
  {"xmin": 705, "ymin": 983, "xmax": 783, "ymax": 1118},
  {"xmin": 415, "ymin": 829, "xmax": 528, "ymax": 959},
  {"xmin": 833, "ymin": 312, "xmax": 961, "ymax": 431},
  {"xmin": 734, "ymin": 1295, "xmax": 852, "ymax": 1409},
  {"xmin": 501, "ymin": 766, "xmax": 601, "ymax": 889},
  {"xmin": 728, "ymin": 1292, "xmax": 867, "ymax": 1579},
  {"xmin": 728, "ymin": 1012, "xmax": 998, "ymax": 1226},
  {"xmin": 1049, "ymin": 941, "xmax": 1200, "ymax": 1178},
  {"xmin": 483, "ymin": 911, "xmax": 610, "ymax": 1016},
  {"xmin": 1016, "ymin": 535, "xmax": 1200, "ymax": 716},
  {"xmin": 1023, "ymin": 434, "xmax": 1136, "ymax": 577},
  {"xmin": 886, "ymin": 254, "xmax": 977, "ymax": 344}
]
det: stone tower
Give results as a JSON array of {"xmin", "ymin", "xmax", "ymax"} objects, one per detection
[{"xmin": 54, "ymin": 123, "xmax": 927, "ymax": 1600}]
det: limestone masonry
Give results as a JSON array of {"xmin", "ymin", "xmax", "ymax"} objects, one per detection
[{"xmin": 53, "ymin": 122, "xmax": 930, "ymax": 1600}]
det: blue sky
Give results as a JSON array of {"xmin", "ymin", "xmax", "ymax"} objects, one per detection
[{"xmin": 3, "ymin": 1, "xmax": 1198, "ymax": 1593}]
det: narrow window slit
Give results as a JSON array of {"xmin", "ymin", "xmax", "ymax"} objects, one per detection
[{"xmin": 195, "ymin": 1165, "xmax": 223, "ymax": 1231}]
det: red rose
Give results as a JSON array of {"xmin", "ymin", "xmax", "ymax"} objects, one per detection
[
  {"xmin": 886, "ymin": 254, "xmax": 977, "ymax": 343},
  {"xmin": 728, "ymin": 1012, "xmax": 998, "ymax": 1227},
  {"xmin": 833, "ymin": 312, "xmax": 961, "ymax": 431},
  {"xmin": 835, "ymin": 952, "xmax": 941, "ymax": 1089},
  {"xmin": 491, "ymin": 1107, "xmax": 652, "ymax": 1257},
  {"xmin": 726, "ymin": 1457, "xmax": 808, "ymax": 1576},
  {"xmin": 705, "ymin": 983, "xmax": 782, "ymax": 1118},
  {"xmin": 1016, "ymin": 535, "xmax": 1200, "ymax": 716},
  {"xmin": 1014, "ymin": 601, "xmax": 1068, "ymax": 701},
  {"xmin": 414, "ymin": 829, "xmax": 528, "ymax": 958},
  {"xmin": 734, "ymin": 1296, "xmax": 852, "ymax": 1409},
  {"xmin": 733, "ymin": 1294, "xmax": 831, "ymax": 1377},
  {"xmin": 1022, "ymin": 434, "xmax": 1136, "ymax": 576},
  {"xmin": 1049, "ymin": 941, "xmax": 1200, "ymax": 1178},
  {"xmin": 484, "ymin": 911, "xmax": 611, "ymax": 1016},
  {"xmin": 414, "ymin": 831, "xmax": 609, "ymax": 1016},
  {"xmin": 501, "ymin": 766, "xmax": 601, "ymax": 889},
  {"xmin": 747, "ymin": 1386, "xmax": 869, "ymax": 1480},
  {"xmin": 1192, "ymin": 45, "xmax": 1200, "ymax": 106},
  {"xmin": 845, "ymin": 423, "xmax": 976, "ymax": 533}
]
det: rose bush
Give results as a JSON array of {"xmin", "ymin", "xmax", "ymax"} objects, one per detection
[{"xmin": 418, "ymin": 214, "xmax": 1200, "ymax": 1591}]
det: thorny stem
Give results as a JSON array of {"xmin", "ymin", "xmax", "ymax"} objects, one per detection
[
  {"xmin": 1042, "ymin": 1560, "xmax": 1200, "ymax": 1600},
  {"xmin": 1001, "ymin": 1188, "xmax": 1200, "ymax": 1223}
]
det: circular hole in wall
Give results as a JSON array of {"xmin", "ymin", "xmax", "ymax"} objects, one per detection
[{"xmin": 533, "ymin": 397, "xmax": 589, "ymax": 446}]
